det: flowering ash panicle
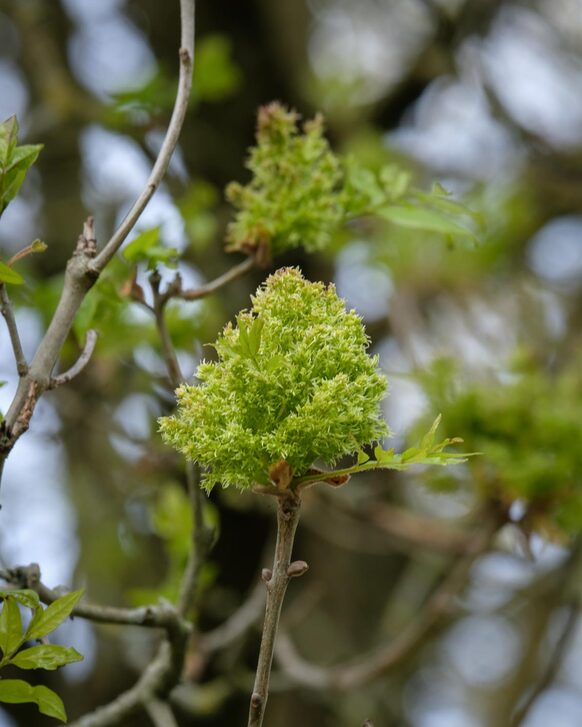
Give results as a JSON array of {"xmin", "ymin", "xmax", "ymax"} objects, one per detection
[{"xmin": 159, "ymin": 268, "xmax": 388, "ymax": 490}]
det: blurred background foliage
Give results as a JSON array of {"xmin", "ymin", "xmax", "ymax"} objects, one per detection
[{"xmin": 1, "ymin": 0, "xmax": 582, "ymax": 725}]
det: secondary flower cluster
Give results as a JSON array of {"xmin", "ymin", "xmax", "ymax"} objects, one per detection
[
  {"xmin": 225, "ymin": 103, "xmax": 344, "ymax": 258},
  {"xmin": 159, "ymin": 268, "xmax": 388, "ymax": 490}
]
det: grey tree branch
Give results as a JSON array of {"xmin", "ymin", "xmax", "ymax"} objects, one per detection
[
  {"xmin": 0, "ymin": 563, "xmax": 189, "ymax": 639},
  {"xmin": 49, "ymin": 329, "xmax": 98, "ymax": 389},
  {"xmin": 0, "ymin": 0, "xmax": 195, "ymax": 486},
  {"xmin": 0, "ymin": 283, "xmax": 27, "ymax": 377},
  {"xmin": 90, "ymin": 0, "xmax": 195, "ymax": 274},
  {"xmin": 248, "ymin": 492, "xmax": 305, "ymax": 727}
]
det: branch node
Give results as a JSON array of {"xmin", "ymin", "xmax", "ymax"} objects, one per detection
[{"xmin": 250, "ymin": 692, "xmax": 262, "ymax": 709}]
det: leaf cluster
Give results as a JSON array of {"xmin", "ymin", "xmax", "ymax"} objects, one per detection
[
  {"xmin": 415, "ymin": 357, "xmax": 582, "ymax": 538},
  {"xmin": 159, "ymin": 267, "xmax": 388, "ymax": 490},
  {"xmin": 0, "ymin": 588, "xmax": 84, "ymax": 722},
  {"xmin": 0, "ymin": 117, "xmax": 43, "ymax": 285}
]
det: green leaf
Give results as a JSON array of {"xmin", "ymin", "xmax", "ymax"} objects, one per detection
[
  {"xmin": 0, "ymin": 261, "xmax": 24, "ymax": 285},
  {"xmin": 33, "ymin": 684, "xmax": 67, "ymax": 721},
  {"xmin": 0, "ymin": 680, "xmax": 67, "ymax": 722},
  {"xmin": 247, "ymin": 318, "xmax": 264, "ymax": 357},
  {"xmin": 0, "ymin": 116, "xmax": 43, "ymax": 216},
  {"xmin": 123, "ymin": 227, "xmax": 178, "ymax": 269},
  {"xmin": 10, "ymin": 645, "xmax": 83, "ymax": 671},
  {"xmin": 0, "ymin": 590, "xmax": 40, "ymax": 610},
  {"xmin": 357, "ymin": 450, "xmax": 370, "ymax": 465},
  {"xmin": 0, "ymin": 116, "xmax": 18, "ymax": 167},
  {"xmin": 25, "ymin": 590, "xmax": 83, "ymax": 641},
  {"xmin": 421, "ymin": 414, "xmax": 441, "ymax": 450},
  {"xmin": 194, "ymin": 35, "xmax": 242, "ymax": 102},
  {"xmin": 0, "ymin": 597, "xmax": 23, "ymax": 657},
  {"xmin": 378, "ymin": 205, "xmax": 477, "ymax": 240}
]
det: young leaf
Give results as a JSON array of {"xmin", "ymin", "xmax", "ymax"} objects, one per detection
[
  {"xmin": 0, "ymin": 116, "xmax": 43, "ymax": 216},
  {"xmin": 32, "ymin": 685, "xmax": 67, "ymax": 722},
  {"xmin": 378, "ymin": 205, "xmax": 477, "ymax": 241},
  {"xmin": 357, "ymin": 450, "xmax": 370, "ymax": 465},
  {"xmin": 10, "ymin": 644, "xmax": 83, "ymax": 671},
  {"xmin": 123, "ymin": 227, "xmax": 178, "ymax": 269},
  {"xmin": 0, "ymin": 597, "xmax": 23, "ymax": 657},
  {"xmin": 421, "ymin": 414, "xmax": 441, "ymax": 451},
  {"xmin": 0, "ymin": 261, "xmax": 24, "ymax": 285},
  {"xmin": 0, "ymin": 680, "xmax": 67, "ymax": 722},
  {"xmin": 25, "ymin": 590, "xmax": 83, "ymax": 641},
  {"xmin": 247, "ymin": 317, "xmax": 264, "ymax": 357},
  {"xmin": 0, "ymin": 116, "xmax": 18, "ymax": 166},
  {"xmin": 0, "ymin": 590, "xmax": 39, "ymax": 610}
]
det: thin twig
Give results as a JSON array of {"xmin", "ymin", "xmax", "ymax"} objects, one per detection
[
  {"xmin": 90, "ymin": 0, "xmax": 195, "ymax": 274},
  {"xmin": 151, "ymin": 271, "xmax": 183, "ymax": 388},
  {"xmin": 0, "ymin": 563, "xmax": 189, "ymax": 637},
  {"xmin": 248, "ymin": 492, "xmax": 305, "ymax": 727},
  {"xmin": 275, "ymin": 514, "xmax": 500, "ymax": 690},
  {"xmin": 510, "ymin": 601, "xmax": 579, "ymax": 727},
  {"xmin": 198, "ymin": 581, "xmax": 266, "ymax": 655},
  {"xmin": 177, "ymin": 256, "xmax": 255, "ymax": 301},
  {"xmin": 0, "ymin": 283, "xmax": 27, "ymax": 377},
  {"xmin": 49, "ymin": 330, "xmax": 98, "ymax": 388}
]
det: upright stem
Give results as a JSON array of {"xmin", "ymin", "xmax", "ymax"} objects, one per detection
[{"xmin": 248, "ymin": 493, "xmax": 302, "ymax": 727}]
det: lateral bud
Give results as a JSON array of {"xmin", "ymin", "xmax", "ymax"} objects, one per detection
[
  {"xmin": 261, "ymin": 568, "xmax": 272, "ymax": 583},
  {"xmin": 287, "ymin": 560, "xmax": 309, "ymax": 578}
]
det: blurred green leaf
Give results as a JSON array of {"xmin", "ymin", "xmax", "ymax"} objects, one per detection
[
  {"xmin": 378, "ymin": 205, "xmax": 477, "ymax": 241},
  {"xmin": 0, "ymin": 680, "xmax": 67, "ymax": 722},
  {"xmin": 123, "ymin": 227, "xmax": 179, "ymax": 270},
  {"xmin": 0, "ymin": 116, "xmax": 43, "ymax": 217},
  {"xmin": 0, "ymin": 261, "xmax": 24, "ymax": 285},
  {"xmin": 10, "ymin": 645, "xmax": 83, "ymax": 671},
  {"xmin": 193, "ymin": 35, "xmax": 242, "ymax": 102}
]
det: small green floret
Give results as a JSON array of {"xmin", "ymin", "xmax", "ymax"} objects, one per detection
[
  {"xmin": 159, "ymin": 268, "xmax": 388, "ymax": 490},
  {"xmin": 225, "ymin": 103, "xmax": 344, "ymax": 258}
]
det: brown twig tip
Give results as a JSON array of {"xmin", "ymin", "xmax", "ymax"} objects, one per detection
[
  {"xmin": 287, "ymin": 560, "xmax": 309, "ymax": 578},
  {"xmin": 75, "ymin": 216, "xmax": 97, "ymax": 257}
]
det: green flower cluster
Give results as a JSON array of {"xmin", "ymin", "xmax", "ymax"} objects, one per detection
[
  {"xmin": 159, "ymin": 268, "xmax": 388, "ymax": 490},
  {"xmin": 225, "ymin": 103, "xmax": 344, "ymax": 258}
]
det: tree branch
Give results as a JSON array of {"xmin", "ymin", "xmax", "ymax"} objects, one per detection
[
  {"xmin": 49, "ymin": 329, "xmax": 98, "ymax": 389},
  {"xmin": 0, "ymin": 0, "xmax": 195, "ymax": 489},
  {"xmin": 0, "ymin": 283, "xmax": 28, "ymax": 377},
  {"xmin": 90, "ymin": 0, "xmax": 195, "ymax": 274},
  {"xmin": 0, "ymin": 563, "xmax": 189, "ymax": 639},
  {"xmin": 248, "ymin": 492, "xmax": 305, "ymax": 727}
]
